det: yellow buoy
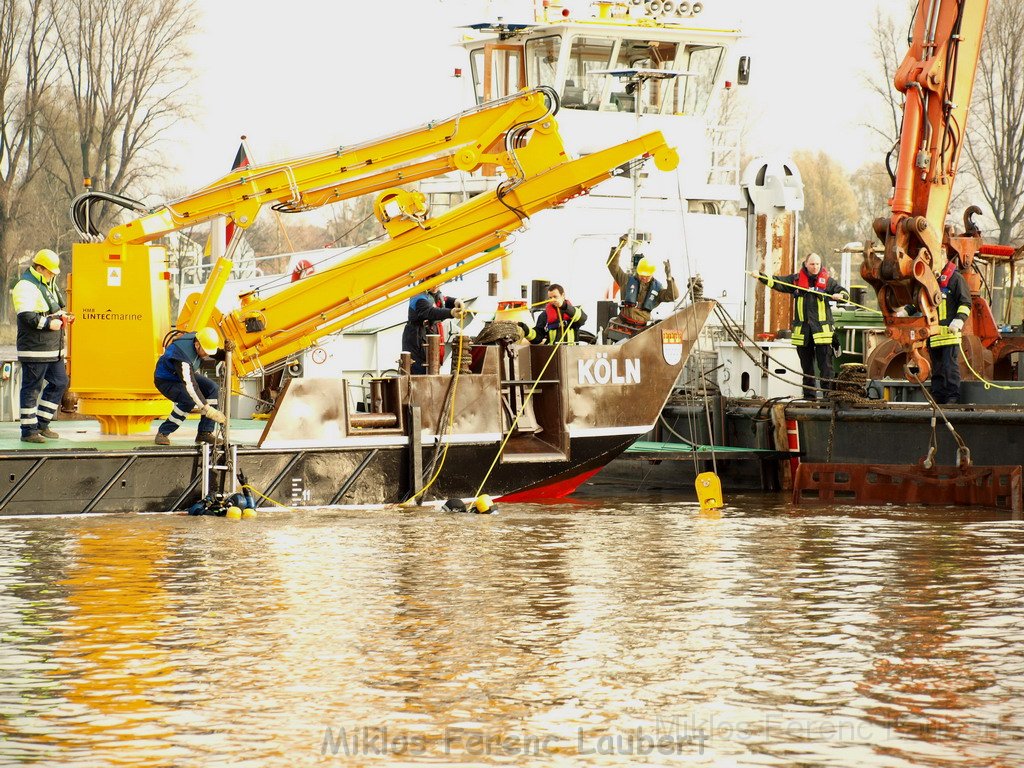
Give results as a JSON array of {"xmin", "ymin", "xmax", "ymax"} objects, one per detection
[
  {"xmin": 473, "ymin": 494, "xmax": 496, "ymax": 514},
  {"xmin": 241, "ymin": 508, "xmax": 257, "ymax": 519},
  {"xmin": 225, "ymin": 506, "xmax": 242, "ymax": 520},
  {"xmin": 695, "ymin": 472, "xmax": 723, "ymax": 512}
]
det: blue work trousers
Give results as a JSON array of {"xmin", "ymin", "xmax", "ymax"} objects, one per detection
[
  {"xmin": 928, "ymin": 344, "xmax": 961, "ymax": 404},
  {"xmin": 19, "ymin": 360, "xmax": 69, "ymax": 437},
  {"xmin": 155, "ymin": 375, "xmax": 219, "ymax": 436}
]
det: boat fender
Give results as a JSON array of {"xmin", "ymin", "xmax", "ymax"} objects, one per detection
[
  {"xmin": 225, "ymin": 506, "xmax": 242, "ymax": 520},
  {"xmin": 441, "ymin": 497, "xmax": 469, "ymax": 513},
  {"xmin": 473, "ymin": 494, "xmax": 498, "ymax": 514}
]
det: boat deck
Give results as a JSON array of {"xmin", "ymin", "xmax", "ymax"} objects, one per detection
[{"xmin": 0, "ymin": 418, "xmax": 266, "ymax": 453}]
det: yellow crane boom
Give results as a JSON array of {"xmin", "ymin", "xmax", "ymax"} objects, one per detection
[{"xmin": 68, "ymin": 88, "xmax": 678, "ymax": 433}]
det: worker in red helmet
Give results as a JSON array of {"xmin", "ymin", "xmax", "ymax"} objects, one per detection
[{"xmin": 11, "ymin": 249, "xmax": 72, "ymax": 443}]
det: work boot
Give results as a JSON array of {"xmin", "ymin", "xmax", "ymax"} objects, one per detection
[
  {"xmin": 195, "ymin": 432, "xmax": 216, "ymax": 445},
  {"xmin": 39, "ymin": 427, "xmax": 59, "ymax": 439},
  {"xmin": 21, "ymin": 433, "xmax": 46, "ymax": 444},
  {"xmin": 154, "ymin": 433, "xmax": 171, "ymax": 446}
]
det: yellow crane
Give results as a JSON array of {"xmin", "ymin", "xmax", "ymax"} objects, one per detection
[{"xmin": 68, "ymin": 87, "xmax": 679, "ymax": 433}]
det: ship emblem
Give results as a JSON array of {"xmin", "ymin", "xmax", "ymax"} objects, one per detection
[{"xmin": 662, "ymin": 329, "xmax": 683, "ymax": 365}]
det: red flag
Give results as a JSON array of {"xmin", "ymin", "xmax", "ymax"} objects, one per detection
[{"xmin": 224, "ymin": 137, "xmax": 251, "ymax": 247}]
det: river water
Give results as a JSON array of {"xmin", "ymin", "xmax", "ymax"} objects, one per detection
[{"xmin": 0, "ymin": 495, "xmax": 1022, "ymax": 767}]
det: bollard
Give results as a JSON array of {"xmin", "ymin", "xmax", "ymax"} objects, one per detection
[{"xmin": 426, "ymin": 335, "xmax": 440, "ymax": 375}]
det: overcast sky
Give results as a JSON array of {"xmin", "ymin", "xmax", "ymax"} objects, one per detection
[{"xmin": 164, "ymin": 0, "xmax": 894, "ymax": 193}]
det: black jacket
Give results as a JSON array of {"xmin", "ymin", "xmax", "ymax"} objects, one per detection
[
  {"xmin": 402, "ymin": 289, "xmax": 456, "ymax": 370},
  {"xmin": 761, "ymin": 268, "xmax": 848, "ymax": 346}
]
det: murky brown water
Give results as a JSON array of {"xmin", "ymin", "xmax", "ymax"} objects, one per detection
[{"xmin": 0, "ymin": 495, "xmax": 1022, "ymax": 767}]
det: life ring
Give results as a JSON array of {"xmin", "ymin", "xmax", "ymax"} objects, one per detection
[{"xmin": 291, "ymin": 259, "xmax": 314, "ymax": 282}]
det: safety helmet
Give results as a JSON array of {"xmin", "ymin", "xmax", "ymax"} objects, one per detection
[
  {"xmin": 636, "ymin": 257, "xmax": 656, "ymax": 277},
  {"xmin": 33, "ymin": 249, "xmax": 61, "ymax": 274},
  {"xmin": 195, "ymin": 327, "xmax": 220, "ymax": 356}
]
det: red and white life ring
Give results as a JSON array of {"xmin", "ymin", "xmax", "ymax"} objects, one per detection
[{"xmin": 291, "ymin": 259, "xmax": 315, "ymax": 282}]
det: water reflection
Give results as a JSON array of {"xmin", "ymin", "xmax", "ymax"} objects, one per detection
[{"xmin": 0, "ymin": 499, "xmax": 1021, "ymax": 766}]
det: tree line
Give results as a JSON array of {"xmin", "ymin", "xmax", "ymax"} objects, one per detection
[{"xmin": 0, "ymin": 0, "xmax": 196, "ymax": 318}]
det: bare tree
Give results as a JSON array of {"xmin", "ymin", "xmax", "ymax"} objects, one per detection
[
  {"xmin": 46, "ymin": 0, "xmax": 197, "ymax": 229},
  {"xmin": 964, "ymin": 0, "xmax": 1024, "ymax": 244},
  {"xmin": 862, "ymin": 5, "xmax": 911, "ymax": 154},
  {"xmin": 0, "ymin": 0, "xmax": 60, "ymax": 316}
]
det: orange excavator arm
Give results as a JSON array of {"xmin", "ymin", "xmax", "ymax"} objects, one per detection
[{"xmin": 861, "ymin": 0, "xmax": 990, "ymax": 381}]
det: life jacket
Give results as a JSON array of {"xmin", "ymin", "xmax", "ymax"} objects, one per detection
[
  {"xmin": 154, "ymin": 333, "xmax": 204, "ymax": 382},
  {"xmin": 938, "ymin": 260, "xmax": 958, "ymax": 293},
  {"xmin": 622, "ymin": 274, "xmax": 663, "ymax": 312},
  {"xmin": 544, "ymin": 301, "xmax": 583, "ymax": 344},
  {"xmin": 11, "ymin": 267, "xmax": 65, "ymax": 362},
  {"xmin": 791, "ymin": 267, "xmax": 835, "ymax": 346},
  {"xmin": 795, "ymin": 267, "xmax": 830, "ymax": 291}
]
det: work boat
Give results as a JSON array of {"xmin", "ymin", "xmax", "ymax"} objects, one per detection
[
  {"xmin": 0, "ymin": 303, "xmax": 712, "ymax": 515},
  {"xmin": 0, "ymin": 63, "xmax": 726, "ymax": 515}
]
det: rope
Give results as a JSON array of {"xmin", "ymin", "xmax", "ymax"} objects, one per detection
[
  {"xmin": 675, "ymin": 173, "xmax": 717, "ymax": 476},
  {"xmin": 959, "ymin": 344, "xmax": 1024, "ymax": 390},
  {"xmin": 713, "ymin": 302, "xmax": 849, "ymax": 396},
  {"xmin": 747, "ymin": 271, "xmax": 880, "ymax": 314},
  {"xmin": 473, "ymin": 323, "xmax": 569, "ymax": 497},
  {"xmin": 240, "ymin": 483, "xmax": 299, "ymax": 512}
]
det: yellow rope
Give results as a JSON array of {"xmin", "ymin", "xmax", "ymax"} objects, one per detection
[
  {"xmin": 747, "ymin": 271, "xmax": 881, "ymax": 314},
  {"xmin": 403, "ymin": 313, "xmax": 470, "ymax": 503},
  {"xmin": 240, "ymin": 483, "xmax": 299, "ymax": 512},
  {"xmin": 473, "ymin": 323, "xmax": 569, "ymax": 498},
  {"xmin": 959, "ymin": 343, "xmax": 1024, "ymax": 390}
]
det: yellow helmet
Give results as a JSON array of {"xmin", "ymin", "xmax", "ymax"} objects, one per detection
[
  {"xmin": 33, "ymin": 249, "xmax": 61, "ymax": 274},
  {"xmin": 636, "ymin": 257, "xmax": 656, "ymax": 277},
  {"xmin": 195, "ymin": 327, "xmax": 220, "ymax": 356}
]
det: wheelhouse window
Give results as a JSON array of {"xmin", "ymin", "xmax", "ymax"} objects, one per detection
[
  {"xmin": 469, "ymin": 44, "xmax": 524, "ymax": 103},
  {"xmin": 611, "ymin": 39, "xmax": 680, "ymax": 114},
  {"xmin": 469, "ymin": 48, "xmax": 485, "ymax": 104},
  {"xmin": 562, "ymin": 36, "xmax": 615, "ymax": 111},
  {"xmin": 680, "ymin": 44, "xmax": 725, "ymax": 115},
  {"xmin": 524, "ymin": 35, "xmax": 561, "ymax": 91}
]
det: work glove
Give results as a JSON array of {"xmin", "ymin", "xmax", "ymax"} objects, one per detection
[
  {"xmin": 201, "ymin": 404, "xmax": 227, "ymax": 425},
  {"xmin": 48, "ymin": 317, "xmax": 62, "ymax": 331},
  {"xmin": 224, "ymin": 339, "xmax": 236, "ymax": 352},
  {"xmin": 663, "ymin": 260, "xmax": 672, "ymax": 279},
  {"xmin": 451, "ymin": 306, "xmax": 465, "ymax": 320},
  {"xmin": 948, "ymin": 318, "xmax": 965, "ymax": 333},
  {"xmin": 893, "ymin": 307, "xmax": 909, "ymax": 318}
]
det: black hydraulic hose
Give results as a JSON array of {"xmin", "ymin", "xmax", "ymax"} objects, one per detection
[{"xmin": 70, "ymin": 190, "xmax": 147, "ymax": 238}]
